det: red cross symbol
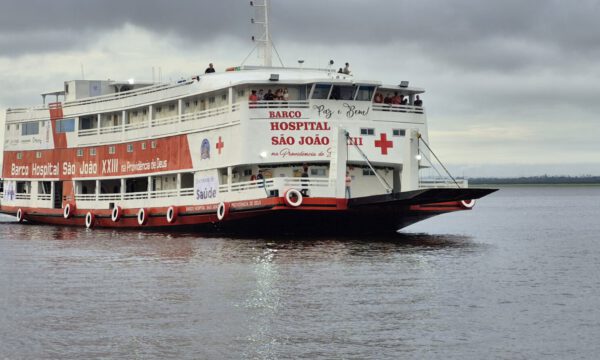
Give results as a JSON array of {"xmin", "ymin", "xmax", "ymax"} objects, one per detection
[
  {"xmin": 216, "ymin": 136, "xmax": 224, "ymax": 154},
  {"xmin": 374, "ymin": 133, "xmax": 393, "ymax": 155}
]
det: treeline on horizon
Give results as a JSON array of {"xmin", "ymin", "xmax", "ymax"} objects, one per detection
[{"xmin": 468, "ymin": 175, "xmax": 600, "ymax": 185}]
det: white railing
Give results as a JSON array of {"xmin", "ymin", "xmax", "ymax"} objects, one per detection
[
  {"xmin": 372, "ymin": 103, "xmax": 424, "ymax": 114},
  {"xmin": 149, "ymin": 189, "xmax": 179, "ymax": 198},
  {"xmin": 151, "ymin": 114, "xmax": 180, "ymax": 127},
  {"xmin": 181, "ymin": 105, "xmax": 230, "ymax": 123},
  {"xmin": 78, "ymin": 128, "xmax": 98, "ymax": 137},
  {"xmin": 16, "ymin": 193, "xmax": 31, "ymax": 200},
  {"xmin": 76, "ymin": 194, "xmax": 97, "ymax": 201},
  {"xmin": 77, "ymin": 188, "xmax": 196, "ymax": 202},
  {"xmin": 420, "ymin": 178, "xmax": 469, "ymax": 189},
  {"xmin": 99, "ymin": 125, "xmax": 122, "ymax": 134},
  {"xmin": 124, "ymin": 121, "xmax": 148, "ymax": 132},
  {"xmin": 97, "ymin": 194, "xmax": 122, "ymax": 201},
  {"xmin": 124, "ymin": 191, "xmax": 148, "ymax": 200},
  {"xmin": 37, "ymin": 194, "xmax": 52, "ymax": 201},
  {"xmin": 249, "ymin": 100, "xmax": 310, "ymax": 109}
]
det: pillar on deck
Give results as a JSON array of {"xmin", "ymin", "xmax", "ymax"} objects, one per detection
[
  {"xmin": 329, "ymin": 126, "xmax": 348, "ymax": 198},
  {"xmin": 401, "ymin": 129, "xmax": 420, "ymax": 192}
]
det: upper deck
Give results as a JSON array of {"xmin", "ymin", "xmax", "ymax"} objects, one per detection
[{"xmin": 3, "ymin": 67, "xmax": 428, "ymax": 170}]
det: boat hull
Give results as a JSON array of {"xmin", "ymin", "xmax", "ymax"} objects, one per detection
[{"xmin": 1, "ymin": 188, "xmax": 497, "ymax": 234}]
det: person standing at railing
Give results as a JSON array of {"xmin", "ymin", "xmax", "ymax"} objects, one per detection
[
  {"xmin": 205, "ymin": 63, "xmax": 215, "ymax": 73},
  {"xmin": 343, "ymin": 62, "xmax": 351, "ymax": 75},
  {"xmin": 301, "ymin": 164, "xmax": 309, "ymax": 197},
  {"xmin": 257, "ymin": 170, "xmax": 265, "ymax": 188},
  {"xmin": 257, "ymin": 89, "xmax": 264, "ymax": 101},
  {"xmin": 249, "ymin": 90, "xmax": 258, "ymax": 108},
  {"xmin": 345, "ymin": 171, "xmax": 352, "ymax": 199},
  {"xmin": 374, "ymin": 92, "xmax": 384, "ymax": 103},
  {"xmin": 391, "ymin": 92, "xmax": 402, "ymax": 105},
  {"xmin": 414, "ymin": 95, "xmax": 423, "ymax": 107}
]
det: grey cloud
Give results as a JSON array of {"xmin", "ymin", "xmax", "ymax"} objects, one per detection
[{"xmin": 2, "ymin": 0, "xmax": 600, "ymax": 72}]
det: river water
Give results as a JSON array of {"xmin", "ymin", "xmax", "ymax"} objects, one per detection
[{"xmin": 1, "ymin": 186, "xmax": 599, "ymax": 359}]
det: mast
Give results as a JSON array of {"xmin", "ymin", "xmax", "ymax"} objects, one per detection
[{"xmin": 251, "ymin": 0, "xmax": 272, "ymax": 67}]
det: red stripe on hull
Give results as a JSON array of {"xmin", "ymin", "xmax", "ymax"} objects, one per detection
[{"xmin": 1, "ymin": 197, "xmax": 469, "ymax": 233}]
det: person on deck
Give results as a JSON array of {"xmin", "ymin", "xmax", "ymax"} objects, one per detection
[
  {"xmin": 414, "ymin": 95, "xmax": 423, "ymax": 106},
  {"xmin": 205, "ymin": 63, "xmax": 215, "ymax": 73},
  {"xmin": 345, "ymin": 171, "xmax": 352, "ymax": 199},
  {"xmin": 342, "ymin": 62, "xmax": 351, "ymax": 75},
  {"xmin": 249, "ymin": 90, "xmax": 258, "ymax": 108}
]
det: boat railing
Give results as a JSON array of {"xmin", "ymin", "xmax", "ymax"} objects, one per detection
[
  {"xmin": 419, "ymin": 178, "xmax": 469, "ymax": 189},
  {"xmin": 36, "ymin": 194, "xmax": 52, "ymax": 201},
  {"xmin": 124, "ymin": 121, "xmax": 147, "ymax": 132},
  {"xmin": 218, "ymin": 177, "xmax": 333, "ymax": 197},
  {"xmin": 149, "ymin": 189, "xmax": 179, "ymax": 198},
  {"xmin": 99, "ymin": 124, "xmax": 122, "ymax": 135},
  {"xmin": 79, "ymin": 128, "xmax": 98, "ymax": 137},
  {"xmin": 372, "ymin": 103, "xmax": 424, "ymax": 114},
  {"xmin": 248, "ymin": 100, "xmax": 310, "ymax": 109},
  {"xmin": 15, "ymin": 193, "xmax": 31, "ymax": 200},
  {"xmin": 76, "ymin": 188, "xmax": 196, "ymax": 202}
]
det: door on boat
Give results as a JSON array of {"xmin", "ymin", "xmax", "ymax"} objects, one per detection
[{"xmin": 53, "ymin": 181, "xmax": 63, "ymax": 209}]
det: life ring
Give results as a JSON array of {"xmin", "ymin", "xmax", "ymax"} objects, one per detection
[
  {"xmin": 85, "ymin": 212, "xmax": 95, "ymax": 229},
  {"xmin": 166, "ymin": 206, "xmax": 178, "ymax": 224},
  {"xmin": 137, "ymin": 208, "xmax": 148, "ymax": 226},
  {"xmin": 216, "ymin": 202, "xmax": 229, "ymax": 221},
  {"xmin": 284, "ymin": 189, "xmax": 303, "ymax": 207},
  {"xmin": 461, "ymin": 199, "xmax": 476, "ymax": 209},
  {"xmin": 16, "ymin": 208, "xmax": 25, "ymax": 223},
  {"xmin": 63, "ymin": 203, "xmax": 75, "ymax": 219},
  {"xmin": 111, "ymin": 206, "xmax": 122, "ymax": 222}
]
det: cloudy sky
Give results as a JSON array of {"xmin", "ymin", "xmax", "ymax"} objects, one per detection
[{"xmin": 1, "ymin": 0, "xmax": 599, "ymax": 177}]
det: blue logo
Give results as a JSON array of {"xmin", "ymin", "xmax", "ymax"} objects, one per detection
[{"xmin": 201, "ymin": 139, "xmax": 210, "ymax": 159}]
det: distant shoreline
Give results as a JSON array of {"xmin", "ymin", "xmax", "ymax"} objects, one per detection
[{"xmin": 468, "ymin": 176, "xmax": 600, "ymax": 186}]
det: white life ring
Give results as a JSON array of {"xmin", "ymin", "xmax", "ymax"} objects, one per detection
[
  {"xmin": 63, "ymin": 203, "xmax": 75, "ymax": 219},
  {"xmin": 16, "ymin": 208, "xmax": 25, "ymax": 223},
  {"xmin": 111, "ymin": 206, "xmax": 122, "ymax": 222},
  {"xmin": 137, "ymin": 208, "xmax": 148, "ymax": 226},
  {"xmin": 216, "ymin": 202, "xmax": 229, "ymax": 221},
  {"xmin": 284, "ymin": 189, "xmax": 303, "ymax": 207},
  {"xmin": 461, "ymin": 199, "xmax": 476, "ymax": 209},
  {"xmin": 166, "ymin": 206, "xmax": 178, "ymax": 224},
  {"xmin": 85, "ymin": 212, "xmax": 95, "ymax": 229}
]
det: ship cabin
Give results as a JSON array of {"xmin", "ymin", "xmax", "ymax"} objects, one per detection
[{"xmin": 2, "ymin": 66, "xmax": 450, "ymax": 212}]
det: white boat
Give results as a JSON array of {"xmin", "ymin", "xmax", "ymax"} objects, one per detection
[{"xmin": 0, "ymin": 1, "xmax": 495, "ymax": 233}]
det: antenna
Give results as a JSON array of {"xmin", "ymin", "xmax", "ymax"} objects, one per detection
[{"xmin": 250, "ymin": 0, "xmax": 272, "ymax": 67}]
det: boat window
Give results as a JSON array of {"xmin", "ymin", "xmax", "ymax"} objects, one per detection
[
  {"xmin": 36, "ymin": 151, "xmax": 42, "ymax": 159},
  {"xmin": 16, "ymin": 181, "xmax": 31, "ymax": 193},
  {"xmin": 329, "ymin": 85, "xmax": 356, "ymax": 101},
  {"xmin": 57, "ymin": 118, "xmax": 76, "ymax": 133},
  {"xmin": 77, "ymin": 149, "xmax": 84, "ymax": 157},
  {"xmin": 363, "ymin": 169, "xmax": 376, "ymax": 176},
  {"xmin": 355, "ymin": 86, "xmax": 375, "ymax": 101},
  {"xmin": 312, "ymin": 84, "xmax": 331, "ymax": 99},
  {"xmin": 126, "ymin": 177, "xmax": 148, "ymax": 193},
  {"xmin": 21, "ymin": 121, "xmax": 39, "ymax": 136},
  {"xmin": 181, "ymin": 173, "xmax": 194, "ymax": 188},
  {"xmin": 360, "ymin": 128, "xmax": 375, "ymax": 136},
  {"xmin": 393, "ymin": 129, "xmax": 406, "ymax": 137},
  {"xmin": 90, "ymin": 148, "xmax": 97, "ymax": 156},
  {"xmin": 38, "ymin": 181, "xmax": 52, "ymax": 194},
  {"xmin": 78, "ymin": 117, "xmax": 95, "ymax": 131},
  {"xmin": 100, "ymin": 179, "xmax": 121, "ymax": 194}
]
